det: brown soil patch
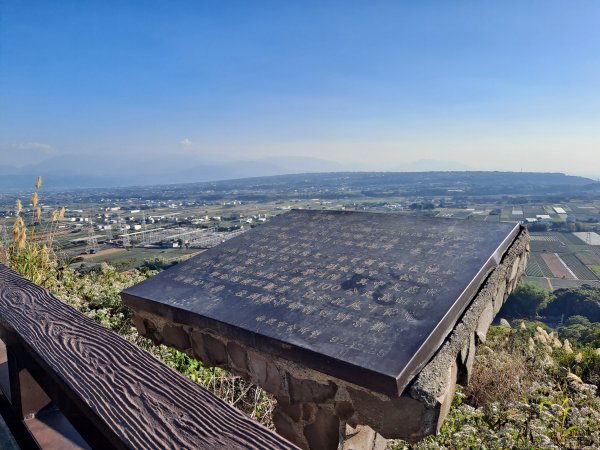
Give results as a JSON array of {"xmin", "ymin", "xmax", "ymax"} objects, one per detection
[
  {"xmin": 82, "ymin": 248, "xmax": 125, "ymax": 259},
  {"xmin": 540, "ymin": 253, "xmax": 577, "ymax": 280}
]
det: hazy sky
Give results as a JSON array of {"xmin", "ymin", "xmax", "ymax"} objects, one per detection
[{"xmin": 1, "ymin": 1, "xmax": 600, "ymax": 175}]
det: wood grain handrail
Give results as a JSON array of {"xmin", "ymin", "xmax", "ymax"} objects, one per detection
[{"xmin": 0, "ymin": 265, "xmax": 296, "ymax": 449}]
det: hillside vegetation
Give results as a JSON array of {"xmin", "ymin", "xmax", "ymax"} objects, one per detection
[
  {"xmin": 392, "ymin": 322, "xmax": 600, "ymax": 449},
  {"xmin": 1, "ymin": 180, "xmax": 599, "ymax": 448},
  {"xmin": 390, "ymin": 283, "xmax": 600, "ymax": 449}
]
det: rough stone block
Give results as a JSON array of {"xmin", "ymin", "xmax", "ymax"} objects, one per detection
[
  {"xmin": 161, "ymin": 324, "xmax": 191, "ymax": 351},
  {"xmin": 457, "ymin": 332, "xmax": 475, "ymax": 385},
  {"xmin": 335, "ymin": 401, "xmax": 355, "ymax": 421},
  {"xmin": 303, "ymin": 407, "xmax": 339, "ymax": 450},
  {"xmin": 248, "ymin": 352, "xmax": 283, "ymax": 396},
  {"xmin": 289, "ymin": 376, "xmax": 337, "ymax": 405},
  {"xmin": 493, "ymin": 280, "xmax": 507, "ymax": 314},
  {"xmin": 341, "ymin": 424, "xmax": 387, "ymax": 450},
  {"xmin": 347, "ymin": 387, "xmax": 427, "ymax": 439},
  {"xmin": 436, "ymin": 361, "xmax": 457, "ymax": 433},
  {"xmin": 476, "ymin": 302, "xmax": 494, "ymax": 343},
  {"xmin": 372, "ymin": 433, "xmax": 388, "ymax": 450},
  {"xmin": 519, "ymin": 253, "xmax": 528, "ymax": 273},
  {"xmin": 203, "ymin": 334, "xmax": 227, "ymax": 366},
  {"xmin": 460, "ymin": 338, "xmax": 469, "ymax": 365},
  {"xmin": 274, "ymin": 409, "xmax": 307, "ymax": 449},
  {"xmin": 190, "ymin": 330, "xmax": 208, "ymax": 362},
  {"xmin": 510, "ymin": 256, "xmax": 521, "ymax": 281},
  {"xmin": 226, "ymin": 341, "xmax": 248, "ymax": 373},
  {"xmin": 132, "ymin": 313, "xmax": 147, "ymax": 335},
  {"xmin": 302, "ymin": 402, "xmax": 318, "ymax": 422},
  {"xmin": 143, "ymin": 318, "xmax": 163, "ymax": 345},
  {"xmin": 279, "ymin": 403, "xmax": 302, "ymax": 422}
]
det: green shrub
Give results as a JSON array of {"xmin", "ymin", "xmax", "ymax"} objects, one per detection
[
  {"xmin": 139, "ymin": 257, "xmax": 178, "ymax": 272},
  {"xmin": 501, "ymin": 282, "xmax": 550, "ymax": 319},
  {"xmin": 542, "ymin": 286, "xmax": 600, "ymax": 322}
]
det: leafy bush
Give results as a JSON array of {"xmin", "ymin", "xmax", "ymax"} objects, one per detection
[
  {"xmin": 139, "ymin": 257, "xmax": 178, "ymax": 272},
  {"xmin": 558, "ymin": 322, "xmax": 600, "ymax": 344},
  {"xmin": 542, "ymin": 286, "xmax": 600, "ymax": 322},
  {"xmin": 566, "ymin": 315, "xmax": 591, "ymax": 326},
  {"xmin": 500, "ymin": 281, "xmax": 550, "ymax": 319}
]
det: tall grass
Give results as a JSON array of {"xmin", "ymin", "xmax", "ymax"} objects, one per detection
[{"xmin": 2, "ymin": 176, "xmax": 65, "ymax": 287}]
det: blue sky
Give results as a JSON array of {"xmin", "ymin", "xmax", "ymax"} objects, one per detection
[{"xmin": 1, "ymin": 1, "xmax": 600, "ymax": 175}]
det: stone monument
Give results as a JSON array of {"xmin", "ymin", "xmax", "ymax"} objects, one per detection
[{"xmin": 122, "ymin": 210, "xmax": 529, "ymax": 449}]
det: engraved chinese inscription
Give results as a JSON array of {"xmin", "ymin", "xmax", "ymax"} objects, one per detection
[{"xmin": 123, "ymin": 210, "xmax": 520, "ymax": 388}]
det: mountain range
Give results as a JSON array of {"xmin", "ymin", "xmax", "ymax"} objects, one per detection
[{"xmin": 0, "ymin": 154, "xmax": 472, "ymax": 190}]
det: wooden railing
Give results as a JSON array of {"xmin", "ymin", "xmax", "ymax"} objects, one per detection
[{"xmin": 0, "ymin": 265, "xmax": 296, "ymax": 450}]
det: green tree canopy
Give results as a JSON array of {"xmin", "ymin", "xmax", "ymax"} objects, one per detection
[
  {"xmin": 566, "ymin": 315, "xmax": 591, "ymax": 326},
  {"xmin": 542, "ymin": 286, "xmax": 600, "ymax": 323},
  {"xmin": 501, "ymin": 282, "xmax": 550, "ymax": 319}
]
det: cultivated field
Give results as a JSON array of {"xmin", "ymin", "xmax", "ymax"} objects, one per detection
[
  {"xmin": 524, "ymin": 231, "xmax": 600, "ymax": 290},
  {"xmin": 80, "ymin": 248, "xmax": 125, "ymax": 259},
  {"xmin": 73, "ymin": 247, "xmax": 202, "ymax": 270},
  {"xmin": 573, "ymin": 232, "xmax": 600, "ymax": 245},
  {"xmin": 540, "ymin": 253, "xmax": 576, "ymax": 280},
  {"xmin": 525, "ymin": 253, "xmax": 553, "ymax": 278},
  {"xmin": 576, "ymin": 250, "xmax": 600, "ymax": 265}
]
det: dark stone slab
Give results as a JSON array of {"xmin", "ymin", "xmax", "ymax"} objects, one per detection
[{"xmin": 122, "ymin": 210, "xmax": 521, "ymax": 396}]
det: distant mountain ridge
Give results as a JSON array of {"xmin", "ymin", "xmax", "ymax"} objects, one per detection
[
  {"xmin": 118, "ymin": 171, "xmax": 598, "ymax": 203},
  {"xmin": 202, "ymin": 171, "xmax": 593, "ymax": 187},
  {"xmin": 1, "ymin": 170, "xmax": 597, "ymax": 206},
  {"xmin": 0, "ymin": 155, "xmax": 345, "ymax": 190},
  {"xmin": 0, "ymin": 151, "xmax": 594, "ymax": 191},
  {"xmin": 162, "ymin": 171, "xmax": 594, "ymax": 196}
]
